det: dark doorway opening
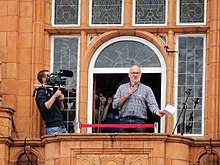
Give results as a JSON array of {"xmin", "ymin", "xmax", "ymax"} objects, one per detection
[{"xmin": 93, "ymin": 73, "xmax": 161, "ymax": 133}]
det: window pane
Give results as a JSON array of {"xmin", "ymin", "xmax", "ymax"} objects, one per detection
[
  {"xmin": 54, "ymin": 0, "xmax": 79, "ymax": 25},
  {"xmin": 135, "ymin": 0, "xmax": 166, "ymax": 24},
  {"xmin": 199, "ymin": 153, "xmax": 219, "ymax": 165},
  {"xmin": 53, "ymin": 37, "xmax": 79, "ymax": 133},
  {"xmin": 91, "ymin": 0, "xmax": 122, "ymax": 25},
  {"xmin": 179, "ymin": 0, "xmax": 205, "ymax": 23},
  {"xmin": 94, "ymin": 41, "xmax": 161, "ymax": 68},
  {"xmin": 177, "ymin": 36, "xmax": 204, "ymax": 135}
]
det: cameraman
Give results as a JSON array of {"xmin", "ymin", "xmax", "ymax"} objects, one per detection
[{"xmin": 35, "ymin": 70, "xmax": 67, "ymax": 135}]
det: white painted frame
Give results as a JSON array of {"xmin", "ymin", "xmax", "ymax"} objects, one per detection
[
  {"xmin": 51, "ymin": 0, "xmax": 81, "ymax": 27},
  {"xmin": 87, "ymin": 36, "xmax": 167, "ymax": 133},
  {"xmin": 174, "ymin": 34, "xmax": 206, "ymax": 136},
  {"xmin": 132, "ymin": 0, "xmax": 168, "ymax": 26},
  {"xmin": 50, "ymin": 35, "xmax": 81, "ymax": 131},
  {"xmin": 176, "ymin": 0, "xmax": 207, "ymax": 26},
  {"xmin": 89, "ymin": 0, "xmax": 124, "ymax": 27}
]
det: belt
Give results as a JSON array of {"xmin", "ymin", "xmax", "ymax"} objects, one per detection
[
  {"xmin": 59, "ymin": 124, "xmax": 65, "ymax": 128},
  {"xmin": 120, "ymin": 116, "xmax": 145, "ymax": 121},
  {"xmin": 46, "ymin": 124, "xmax": 65, "ymax": 128},
  {"xmin": 107, "ymin": 113, "xmax": 119, "ymax": 119}
]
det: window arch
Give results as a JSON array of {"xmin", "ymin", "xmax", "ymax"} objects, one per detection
[
  {"xmin": 94, "ymin": 40, "xmax": 161, "ymax": 68},
  {"xmin": 87, "ymin": 36, "xmax": 166, "ymax": 133},
  {"xmin": 199, "ymin": 153, "xmax": 219, "ymax": 165},
  {"xmin": 16, "ymin": 152, "xmax": 38, "ymax": 165}
]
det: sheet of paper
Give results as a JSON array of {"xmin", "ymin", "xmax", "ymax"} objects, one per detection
[{"xmin": 160, "ymin": 104, "xmax": 176, "ymax": 114}]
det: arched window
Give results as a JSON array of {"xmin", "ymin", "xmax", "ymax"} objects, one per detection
[
  {"xmin": 94, "ymin": 40, "xmax": 161, "ymax": 68},
  {"xmin": 88, "ymin": 36, "xmax": 166, "ymax": 133},
  {"xmin": 16, "ymin": 152, "xmax": 38, "ymax": 165},
  {"xmin": 199, "ymin": 153, "xmax": 219, "ymax": 165}
]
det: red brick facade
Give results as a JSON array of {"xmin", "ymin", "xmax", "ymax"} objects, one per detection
[{"xmin": 0, "ymin": 0, "xmax": 220, "ymax": 164}]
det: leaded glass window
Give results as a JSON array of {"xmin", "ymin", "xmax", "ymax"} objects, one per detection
[
  {"xmin": 94, "ymin": 41, "xmax": 161, "ymax": 68},
  {"xmin": 90, "ymin": 0, "xmax": 123, "ymax": 25},
  {"xmin": 199, "ymin": 153, "xmax": 219, "ymax": 165},
  {"xmin": 53, "ymin": 0, "xmax": 79, "ymax": 26},
  {"xmin": 176, "ymin": 35, "xmax": 205, "ymax": 135},
  {"xmin": 134, "ymin": 0, "xmax": 166, "ymax": 25},
  {"xmin": 178, "ymin": 0, "xmax": 205, "ymax": 24},
  {"xmin": 52, "ymin": 37, "xmax": 80, "ymax": 133}
]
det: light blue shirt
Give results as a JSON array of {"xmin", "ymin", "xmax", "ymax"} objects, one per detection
[{"xmin": 112, "ymin": 82, "xmax": 159, "ymax": 120}]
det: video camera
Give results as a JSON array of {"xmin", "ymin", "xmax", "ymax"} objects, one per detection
[
  {"xmin": 32, "ymin": 70, "xmax": 73, "ymax": 97},
  {"xmin": 46, "ymin": 70, "xmax": 73, "ymax": 87}
]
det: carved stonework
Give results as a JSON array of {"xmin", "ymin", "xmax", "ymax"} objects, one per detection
[
  {"xmin": 0, "ymin": 107, "xmax": 15, "ymax": 136},
  {"xmin": 70, "ymin": 145, "xmax": 153, "ymax": 165},
  {"xmin": 72, "ymin": 153, "xmax": 151, "ymax": 165},
  {"xmin": 87, "ymin": 34, "xmax": 98, "ymax": 45}
]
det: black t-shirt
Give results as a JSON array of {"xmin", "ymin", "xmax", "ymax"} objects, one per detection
[{"xmin": 36, "ymin": 87, "xmax": 64, "ymax": 128}]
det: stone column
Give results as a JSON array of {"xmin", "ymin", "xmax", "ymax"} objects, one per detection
[
  {"xmin": 165, "ymin": 30, "xmax": 175, "ymax": 134},
  {"xmin": 206, "ymin": 0, "xmax": 220, "ymax": 139},
  {"xmin": 31, "ymin": 0, "xmax": 47, "ymax": 138},
  {"xmin": 79, "ymin": 30, "xmax": 88, "ymax": 134},
  {"xmin": 0, "ymin": 107, "xmax": 15, "ymax": 137},
  {"xmin": 124, "ymin": 0, "xmax": 132, "ymax": 27},
  {"xmin": 81, "ymin": 0, "xmax": 89, "ymax": 27},
  {"xmin": 167, "ymin": 0, "xmax": 176, "ymax": 27}
]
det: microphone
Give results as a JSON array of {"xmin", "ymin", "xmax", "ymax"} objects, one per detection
[
  {"xmin": 185, "ymin": 88, "xmax": 192, "ymax": 94},
  {"xmin": 193, "ymin": 98, "xmax": 199, "ymax": 104},
  {"xmin": 131, "ymin": 81, "xmax": 135, "ymax": 87},
  {"xmin": 193, "ymin": 98, "xmax": 199, "ymax": 109},
  {"xmin": 59, "ymin": 70, "xmax": 73, "ymax": 77}
]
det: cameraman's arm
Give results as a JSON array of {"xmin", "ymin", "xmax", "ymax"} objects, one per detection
[
  {"xmin": 59, "ymin": 94, "xmax": 65, "ymax": 111},
  {"xmin": 45, "ymin": 89, "xmax": 62, "ymax": 110}
]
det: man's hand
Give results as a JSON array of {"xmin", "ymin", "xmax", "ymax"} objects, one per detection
[
  {"xmin": 155, "ymin": 110, "xmax": 165, "ymax": 117},
  {"xmin": 126, "ymin": 87, "xmax": 137, "ymax": 97},
  {"xmin": 45, "ymin": 89, "xmax": 64, "ymax": 110},
  {"xmin": 59, "ymin": 94, "xmax": 64, "ymax": 101},
  {"xmin": 54, "ymin": 89, "xmax": 62, "ymax": 97}
]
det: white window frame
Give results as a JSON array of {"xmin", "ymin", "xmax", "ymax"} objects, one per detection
[
  {"xmin": 50, "ymin": 35, "xmax": 81, "ymax": 131},
  {"xmin": 174, "ymin": 34, "xmax": 206, "ymax": 136},
  {"xmin": 51, "ymin": 0, "xmax": 81, "ymax": 27},
  {"xmin": 176, "ymin": 0, "xmax": 207, "ymax": 26},
  {"xmin": 132, "ymin": 0, "xmax": 168, "ymax": 26},
  {"xmin": 89, "ymin": 0, "xmax": 124, "ymax": 27},
  {"xmin": 87, "ymin": 36, "xmax": 167, "ymax": 133}
]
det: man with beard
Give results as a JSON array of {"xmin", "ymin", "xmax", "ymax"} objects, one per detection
[{"xmin": 113, "ymin": 65, "xmax": 164, "ymax": 133}]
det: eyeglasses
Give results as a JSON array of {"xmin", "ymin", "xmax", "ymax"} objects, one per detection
[{"xmin": 130, "ymin": 72, "xmax": 141, "ymax": 75}]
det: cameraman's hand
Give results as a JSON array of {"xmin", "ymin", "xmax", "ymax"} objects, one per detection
[
  {"xmin": 54, "ymin": 89, "xmax": 62, "ymax": 97},
  {"xmin": 55, "ymin": 89, "xmax": 64, "ymax": 103},
  {"xmin": 59, "ymin": 94, "xmax": 64, "ymax": 101},
  {"xmin": 45, "ymin": 89, "xmax": 64, "ymax": 110}
]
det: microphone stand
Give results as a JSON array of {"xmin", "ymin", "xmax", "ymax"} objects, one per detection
[
  {"xmin": 97, "ymin": 96, "xmax": 103, "ymax": 133},
  {"xmin": 193, "ymin": 98, "xmax": 199, "ymax": 109},
  {"xmin": 186, "ymin": 111, "xmax": 193, "ymax": 133},
  {"xmin": 172, "ymin": 88, "xmax": 192, "ymax": 135},
  {"xmin": 185, "ymin": 98, "xmax": 199, "ymax": 133}
]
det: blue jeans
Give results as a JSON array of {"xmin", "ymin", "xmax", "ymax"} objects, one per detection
[
  {"xmin": 119, "ymin": 118, "xmax": 145, "ymax": 133},
  {"xmin": 103, "ymin": 116, "xmax": 120, "ymax": 133},
  {"xmin": 45, "ymin": 126, "xmax": 67, "ymax": 135}
]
